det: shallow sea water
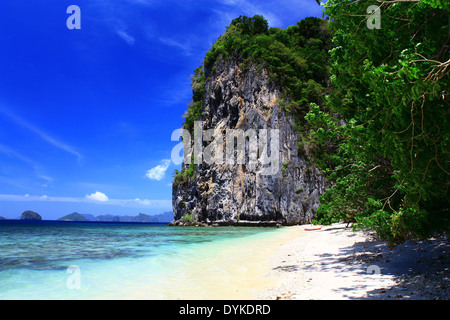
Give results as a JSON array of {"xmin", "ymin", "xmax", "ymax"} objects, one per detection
[{"xmin": 0, "ymin": 220, "xmax": 283, "ymax": 299}]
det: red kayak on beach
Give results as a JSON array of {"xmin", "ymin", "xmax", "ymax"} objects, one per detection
[{"xmin": 304, "ymin": 227, "xmax": 322, "ymax": 231}]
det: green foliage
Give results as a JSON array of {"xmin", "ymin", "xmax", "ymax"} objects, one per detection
[
  {"xmin": 420, "ymin": 0, "xmax": 450, "ymax": 10},
  {"xmin": 182, "ymin": 15, "xmax": 332, "ymax": 136},
  {"xmin": 183, "ymin": 66, "xmax": 205, "ymax": 131},
  {"xmin": 309, "ymin": 0, "xmax": 450, "ymax": 246},
  {"xmin": 182, "ymin": 213, "xmax": 196, "ymax": 223},
  {"xmin": 173, "ymin": 162, "xmax": 197, "ymax": 185},
  {"xmin": 175, "ymin": 6, "xmax": 450, "ymax": 245},
  {"xmin": 178, "ymin": 14, "xmax": 333, "ymax": 193},
  {"xmin": 204, "ymin": 15, "xmax": 269, "ymax": 69},
  {"xmin": 204, "ymin": 15, "xmax": 331, "ymax": 106}
]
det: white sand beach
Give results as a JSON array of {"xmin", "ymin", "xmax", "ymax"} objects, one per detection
[
  {"xmin": 258, "ymin": 223, "xmax": 449, "ymax": 300},
  {"xmin": 118, "ymin": 223, "xmax": 448, "ymax": 300}
]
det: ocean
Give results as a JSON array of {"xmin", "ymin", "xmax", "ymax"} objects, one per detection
[{"xmin": 0, "ymin": 220, "xmax": 284, "ymax": 300}]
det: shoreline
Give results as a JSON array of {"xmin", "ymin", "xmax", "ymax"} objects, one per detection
[
  {"xmin": 2, "ymin": 220, "xmax": 445, "ymax": 300},
  {"xmin": 91, "ymin": 222, "xmax": 448, "ymax": 300},
  {"xmin": 258, "ymin": 223, "xmax": 449, "ymax": 300},
  {"xmin": 121, "ymin": 227, "xmax": 298, "ymax": 300}
]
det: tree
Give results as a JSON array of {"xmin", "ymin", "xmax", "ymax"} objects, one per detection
[{"xmin": 311, "ymin": 0, "xmax": 449, "ymax": 246}]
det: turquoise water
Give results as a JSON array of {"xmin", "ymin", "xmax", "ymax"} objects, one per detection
[{"xmin": 0, "ymin": 220, "xmax": 280, "ymax": 299}]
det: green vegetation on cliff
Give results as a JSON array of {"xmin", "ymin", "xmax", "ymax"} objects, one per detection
[
  {"xmin": 175, "ymin": 1, "xmax": 449, "ymax": 246},
  {"xmin": 176, "ymin": 15, "xmax": 331, "ymax": 184},
  {"xmin": 181, "ymin": 15, "xmax": 332, "ymax": 132},
  {"xmin": 182, "ymin": 66, "xmax": 205, "ymax": 132},
  {"xmin": 203, "ymin": 15, "xmax": 331, "ymax": 115}
]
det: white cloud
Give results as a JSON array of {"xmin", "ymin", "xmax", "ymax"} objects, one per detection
[
  {"xmin": 158, "ymin": 36, "xmax": 193, "ymax": 56},
  {"xmin": 85, "ymin": 191, "xmax": 109, "ymax": 202},
  {"xmin": 116, "ymin": 30, "xmax": 136, "ymax": 46},
  {"xmin": 0, "ymin": 108, "xmax": 82, "ymax": 161},
  {"xmin": 0, "ymin": 194, "xmax": 81, "ymax": 203},
  {"xmin": 0, "ymin": 143, "xmax": 37, "ymax": 166},
  {"xmin": 131, "ymin": 198, "xmax": 171, "ymax": 207},
  {"xmin": 134, "ymin": 198, "xmax": 151, "ymax": 206},
  {"xmin": 145, "ymin": 159, "xmax": 171, "ymax": 181},
  {"xmin": 37, "ymin": 175, "xmax": 53, "ymax": 182}
]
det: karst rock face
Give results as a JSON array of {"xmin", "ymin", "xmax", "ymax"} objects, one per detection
[{"xmin": 172, "ymin": 58, "xmax": 326, "ymax": 226}]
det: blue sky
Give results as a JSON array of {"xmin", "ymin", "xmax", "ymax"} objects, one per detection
[{"xmin": 0, "ymin": 0, "xmax": 324, "ymax": 220}]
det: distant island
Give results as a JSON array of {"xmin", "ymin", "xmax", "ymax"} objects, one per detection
[
  {"xmin": 59, "ymin": 212, "xmax": 174, "ymax": 223},
  {"xmin": 58, "ymin": 212, "xmax": 89, "ymax": 222},
  {"xmin": 21, "ymin": 210, "xmax": 42, "ymax": 221},
  {"xmin": 0, "ymin": 211, "xmax": 174, "ymax": 223}
]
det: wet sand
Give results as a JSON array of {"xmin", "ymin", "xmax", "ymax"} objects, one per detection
[{"xmin": 120, "ymin": 227, "xmax": 300, "ymax": 299}]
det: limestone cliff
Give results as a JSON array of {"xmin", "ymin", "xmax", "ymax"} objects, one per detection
[{"xmin": 172, "ymin": 57, "xmax": 327, "ymax": 226}]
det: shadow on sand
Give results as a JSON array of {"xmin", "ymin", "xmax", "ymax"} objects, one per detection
[{"xmin": 277, "ymin": 226, "xmax": 449, "ymax": 300}]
